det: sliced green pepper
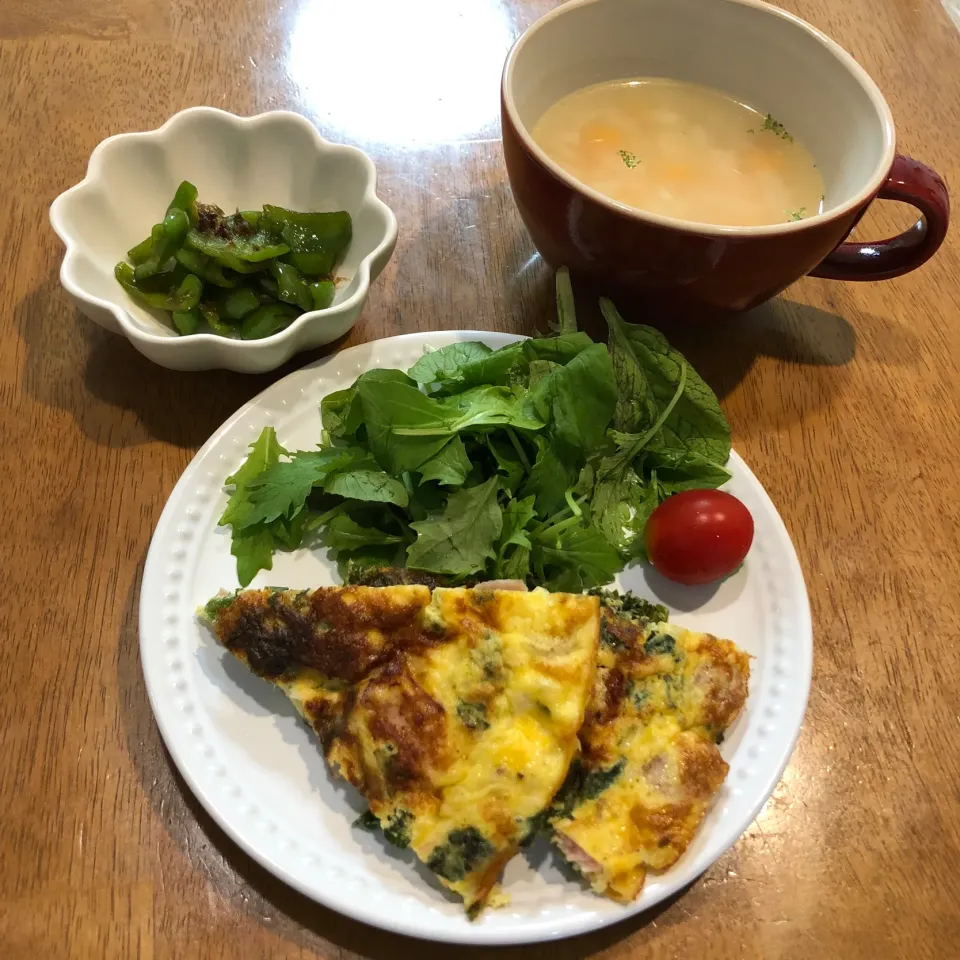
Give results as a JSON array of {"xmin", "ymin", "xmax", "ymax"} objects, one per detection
[
  {"xmin": 168, "ymin": 181, "xmax": 199, "ymax": 226},
  {"xmin": 262, "ymin": 206, "xmax": 352, "ymax": 276},
  {"xmin": 269, "ymin": 261, "xmax": 312, "ymax": 311},
  {"xmin": 257, "ymin": 275, "xmax": 280, "ymax": 298},
  {"xmin": 199, "ymin": 301, "xmax": 236, "ymax": 336},
  {"xmin": 174, "ymin": 247, "xmax": 236, "ymax": 287},
  {"xmin": 184, "ymin": 229, "xmax": 288, "ymax": 271},
  {"xmin": 172, "ymin": 308, "xmax": 201, "ymax": 335},
  {"xmin": 239, "ymin": 303, "xmax": 299, "ymax": 340},
  {"xmin": 127, "ymin": 234, "xmax": 155, "ymax": 265},
  {"xmin": 116, "ymin": 262, "xmax": 202, "ymax": 312},
  {"xmin": 134, "ymin": 209, "xmax": 191, "ymax": 280},
  {"xmin": 309, "ymin": 279, "xmax": 336, "ymax": 311},
  {"xmin": 221, "ymin": 287, "xmax": 261, "ymax": 321}
]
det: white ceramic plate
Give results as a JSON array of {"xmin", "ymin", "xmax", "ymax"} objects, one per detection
[{"xmin": 140, "ymin": 331, "xmax": 812, "ymax": 945}]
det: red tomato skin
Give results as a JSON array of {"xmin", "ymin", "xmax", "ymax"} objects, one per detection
[{"xmin": 644, "ymin": 490, "xmax": 754, "ymax": 585}]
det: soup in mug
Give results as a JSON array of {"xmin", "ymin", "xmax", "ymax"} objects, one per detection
[{"xmin": 531, "ymin": 78, "xmax": 824, "ymax": 227}]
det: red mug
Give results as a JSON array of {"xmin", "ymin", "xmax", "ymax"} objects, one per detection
[{"xmin": 501, "ymin": 0, "xmax": 949, "ymax": 313}]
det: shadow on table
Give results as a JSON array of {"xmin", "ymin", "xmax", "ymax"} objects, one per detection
[
  {"xmin": 19, "ymin": 266, "xmax": 858, "ymax": 449},
  {"xmin": 115, "ymin": 554, "xmax": 687, "ymax": 957},
  {"xmin": 499, "ymin": 251, "xmax": 858, "ymax": 407},
  {"xmin": 13, "ymin": 270, "xmax": 348, "ymax": 450}
]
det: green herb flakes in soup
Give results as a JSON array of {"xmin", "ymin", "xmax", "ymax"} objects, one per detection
[{"xmin": 531, "ymin": 78, "xmax": 825, "ymax": 227}]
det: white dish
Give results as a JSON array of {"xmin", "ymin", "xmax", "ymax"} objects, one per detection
[
  {"xmin": 49, "ymin": 107, "xmax": 398, "ymax": 373},
  {"xmin": 139, "ymin": 331, "xmax": 812, "ymax": 944}
]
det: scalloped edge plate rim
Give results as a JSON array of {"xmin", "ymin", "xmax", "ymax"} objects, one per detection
[{"xmin": 139, "ymin": 330, "xmax": 812, "ymax": 945}]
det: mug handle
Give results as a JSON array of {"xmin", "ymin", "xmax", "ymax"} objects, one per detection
[{"xmin": 810, "ymin": 154, "xmax": 949, "ymax": 281}]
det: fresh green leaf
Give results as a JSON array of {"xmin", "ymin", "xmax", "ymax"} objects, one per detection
[
  {"xmin": 602, "ymin": 305, "xmax": 660, "ymax": 433},
  {"xmin": 406, "ymin": 477, "xmax": 502, "ymax": 577},
  {"xmin": 524, "ymin": 332, "xmax": 593, "ymax": 366},
  {"xmin": 407, "ymin": 342, "xmax": 493, "ymax": 385},
  {"xmin": 498, "ymin": 495, "xmax": 536, "ymax": 552},
  {"xmin": 418, "ymin": 437, "xmax": 471, "ymax": 486},
  {"xmin": 237, "ymin": 449, "xmax": 361, "ymax": 529},
  {"xmin": 357, "ymin": 370, "xmax": 453, "ymax": 473},
  {"xmin": 321, "ymin": 386, "xmax": 364, "ymax": 439},
  {"xmin": 231, "ymin": 524, "xmax": 276, "ymax": 587},
  {"xmin": 496, "ymin": 495, "xmax": 536, "ymax": 579},
  {"xmin": 426, "ymin": 385, "xmax": 545, "ymax": 436},
  {"xmin": 485, "ymin": 436, "xmax": 526, "ymax": 495},
  {"xmin": 270, "ymin": 509, "xmax": 309, "ymax": 550},
  {"xmin": 522, "ymin": 436, "xmax": 576, "ymax": 516},
  {"xmin": 555, "ymin": 265, "xmax": 577, "ymax": 335},
  {"xmin": 529, "ymin": 343, "xmax": 617, "ymax": 461},
  {"xmin": 324, "ymin": 468, "xmax": 409, "ymax": 505},
  {"xmin": 323, "ymin": 515, "xmax": 404, "ymax": 552},
  {"xmin": 527, "ymin": 359, "xmax": 560, "ymax": 388},
  {"xmin": 588, "ymin": 469, "xmax": 659, "ymax": 558},
  {"xmin": 601, "ymin": 300, "xmax": 730, "ymax": 463},
  {"xmin": 502, "ymin": 545, "xmax": 531, "ymax": 582},
  {"xmin": 452, "ymin": 342, "xmax": 525, "ymax": 389},
  {"xmin": 640, "ymin": 444, "xmax": 732, "ymax": 495},
  {"xmin": 532, "ymin": 522, "xmax": 622, "ymax": 590},
  {"xmin": 219, "ymin": 427, "xmax": 288, "ymax": 527}
]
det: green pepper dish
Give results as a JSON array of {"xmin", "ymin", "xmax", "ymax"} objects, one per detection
[{"xmin": 114, "ymin": 181, "xmax": 352, "ymax": 340}]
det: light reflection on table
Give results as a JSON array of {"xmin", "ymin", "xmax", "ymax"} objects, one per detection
[{"xmin": 287, "ymin": 0, "xmax": 516, "ymax": 147}]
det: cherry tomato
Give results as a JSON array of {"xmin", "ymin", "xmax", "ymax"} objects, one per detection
[{"xmin": 644, "ymin": 489, "xmax": 754, "ymax": 585}]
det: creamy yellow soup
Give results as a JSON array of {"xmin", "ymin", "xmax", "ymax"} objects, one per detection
[{"xmin": 531, "ymin": 78, "xmax": 824, "ymax": 227}]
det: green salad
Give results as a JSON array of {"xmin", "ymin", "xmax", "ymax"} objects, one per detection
[
  {"xmin": 115, "ymin": 181, "xmax": 351, "ymax": 340},
  {"xmin": 217, "ymin": 269, "xmax": 732, "ymax": 588}
]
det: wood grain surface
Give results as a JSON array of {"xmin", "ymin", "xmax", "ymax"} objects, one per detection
[{"xmin": 2, "ymin": 1, "xmax": 960, "ymax": 957}]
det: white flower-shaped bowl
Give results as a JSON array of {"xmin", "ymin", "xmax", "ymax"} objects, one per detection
[{"xmin": 49, "ymin": 108, "xmax": 398, "ymax": 372}]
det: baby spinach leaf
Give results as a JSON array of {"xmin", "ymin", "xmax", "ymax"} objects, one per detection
[
  {"xmin": 486, "ymin": 435, "xmax": 526, "ymax": 495},
  {"xmin": 320, "ymin": 386, "xmax": 364, "ymax": 439},
  {"xmin": 524, "ymin": 331, "xmax": 593, "ymax": 365},
  {"xmin": 407, "ymin": 341, "xmax": 493, "ymax": 386},
  {"xmin": 527, "ymin": 359, "xmax": 560, "ymax": 388},
  {"xmin": 324, "ymin": 467, "xmax": 409, "ymax": 506},
  {"xmin": 433, "ymin": 385, "xmax": 545, "ymax": 435},
  {"xmin": 589, "ymin": 468, "xmax": 659, "ymax": 559},
  {"xmin": 601, "ymin": 300, "xmax": 730, "ymax": 463},
  {"xmin": 323, "ymin": 515, "xmax": 404, "ymax": 552},
  {"xmin": 406, "ymin": 476, "xmax": 502, "ymax": 576},
  {"xmin": 418, "ymin": 436, "xmax": 471, "ymax": 487},
  {"xmin": 522, "ymin": 436, "xmax": 576, "ymax": 515},
  {"xmin": 357, "ymin": 371, "xmax": 452, "ymax": 473},
  {"xmin": 530, "ymin": 343, "xmax": 618, "ymax": 461},
  {"xmin": 640, "ymin": 443, "xmax": 732, "ymax": 495}
]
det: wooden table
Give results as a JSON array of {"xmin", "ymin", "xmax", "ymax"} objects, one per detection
[{"xmin": 3, "ymin": 0, "xmax": 959, "ymax": 956}]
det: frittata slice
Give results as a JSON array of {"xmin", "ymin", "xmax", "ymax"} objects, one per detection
[
  {"xmin": 549, "ymin": 597, "xmax": 750, "ymax": 902},
  {"xmin": 201, "ymin": 585, "xmax": 599, "ymax": 916}
]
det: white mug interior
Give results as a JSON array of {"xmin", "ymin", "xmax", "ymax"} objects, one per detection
[{"xmin": 504, "ymin": 0, "xmax": 896, "ymax": 232}]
